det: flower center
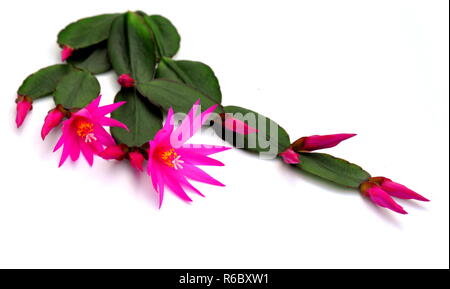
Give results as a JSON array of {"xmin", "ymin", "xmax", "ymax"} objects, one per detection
[
  {"xmin": 159, "ymin": 148, "xmax": 184, "ymax": 170},
  {"xmin": 75, "ymin": 119, "xmax": 97, "ymax": 143}
]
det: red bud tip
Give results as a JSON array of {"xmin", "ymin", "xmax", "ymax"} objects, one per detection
[
  {"xmin": 61, "ymin": 45, "xmax": 74, "ymax": 62},
  {"xmin": 118, "ymin": 74, "xmax": 135, "ymax": 88},
  {"xmin": 129, "ymin": 151, "xmax": 145, "ymax": 172},
  {"xmin": 15, "ymin": 96, "xmax": 33, "ymax": 128},
  {"xmin": 99, "ymin": 145, "xmax": 126, "ymax": 160},
  {"xmin": 279, "ymin": 148, "xmax": 300, "ymax": 164},
  {"xmin": 370, "ymin": 177, "xmax": 429, "ymax": 202},
  {"xmin": 293, "ymin": 133, "xmax": 357, "ymax": 152},
  {"xmin": 223, "ymin": 114, "xmax": 258, "ymax": 135},
  {"xmin": 360, "ymin": 181, "xmax": 408, "ymax": 214}
]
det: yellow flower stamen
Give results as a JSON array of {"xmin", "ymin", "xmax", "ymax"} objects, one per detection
[
  {"xmin": 159, "ymin": 148, "xmax": 184, "ymax": 169},
  {"xmin": 75, "ymin": 119, "xmax": 96, "ymax": 143}
]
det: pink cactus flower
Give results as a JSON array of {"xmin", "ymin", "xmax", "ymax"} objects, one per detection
[
  {"xmin": 118, "ymin": 74, "xmax": 135, "ymax": 88},
  {"xmin": 61, "ymin": 45, "xmax": 74, "ymax": 62},
  {"xmin": 99, "ymin": 145, "xmax": 127, "ymax": 160},
  {"xmin": 147, "ymin": 101, "xmax": 230, "ymax": 207},
  {"xmin": 361, "ymin": 182, "xmax": 408, "ymax": 214},
  {"xmin": 53, "ymin": 95, "xmax": 127, "ymax": 167},
  {"xmin": 223, "ymin": 114, "xmax": 258, "ymax": 135},
  {"xmin": 129, "ymin": 151, "xmax": 145, "ymax": 172},
  {"xmin": 296, "ymin": 133, "xmax": 357, "ymax": 151},
  {"xmin": 279, "ymin": 148, "xmax": 300, "ymax": 164},
  {"xmin": 371, "ymin": 177, "xmax": 429, "ymax": 202},
  {"xmin": 15, "ymin": 96, "xmax": 33, "ymax": 128},
  {"xmin": 41, "ymin": 106, "xmax": 66, "ymax": 140}
]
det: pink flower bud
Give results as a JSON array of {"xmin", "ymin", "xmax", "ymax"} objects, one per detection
[
  {"xmin": 279, "ymin": 148, "xmax": 300, "ymax": 164},
  {"xmin": 222, "ymin": 114, "xmax": 258, "ymax": 135},
  {"xmin": 299, "ymin": 133, "xmax": 357, "ymax": 151},
  {"xmin": 118, "ymin": 74, "xmax": 135, "ymax": 88},
  {"xmin": 99, "ymin": 145, "xmax": 126, "ymax": 160},
  {"xmin": 129, "ymin": 151, "xmax": 145, "ymax": 172},
  {"xmin": 373, "ymin": 177, "xmax": 429, "ymax": 202},
  {"xmin": 41, "ymin": 108, "xmax": 65, "ymax": 140},
  {"xmin": 15, "ymin": 96, "xmax": 33, "ymax": 128},
  {"xmin": 360, "ymin": 182, "xmax": 407, "ymax": 214},
  {"xmin": 61, "ymin": 45, "xmax": 74, "ymax": 61}
]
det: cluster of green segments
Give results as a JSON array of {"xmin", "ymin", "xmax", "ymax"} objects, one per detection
[{"xmin": 17, "ymin": 11, "xmax": 371, "ymax": 189}]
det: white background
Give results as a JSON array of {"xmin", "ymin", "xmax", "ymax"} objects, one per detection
[{"xmin": 0, "ymin": 0, "xmax": 448, "ymax": 269}]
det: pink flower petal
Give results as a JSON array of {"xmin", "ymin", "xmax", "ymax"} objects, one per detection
[
  {"xmin": 182, "ymin": 164, "xmax": 225, "ymax": 187},
  {"xmin": 98, "ymin": 116, "xmax": 128, "ymax": 131},
  {"xmin": 381, "ymin": 179, "xmax": 429, "ymax": 202},
  {"xmin": 70, "ymin": 138, "xmax": 81, "ymax": 162},
  {"xmin": 58, "ymin": 132, "xmax": 76, "ymax": 167},
  {"xmin": 163, "ymin": 170, "xmax": 193, "ymax": 203},
  {"xmin": 86, "ymin": 95, "xmax": 102, "ymax": 111},
  {"xmin": 163, "ymin": 107, "xmax": 175, "ymax": 131},
  {"xmin": 367, "ymin": 185, "xmax": 408, "ymax": 214},
  {"xmin": 301, "ymin": 133, "xmax": 357, "ymax": 151},
  {"xmin": 172, "ymin": 101, "xmax": 217, "ymax": 146},
  {"xmin": 80, "ymin": 142, "xmax": 94, "ymax": 166},
  {"xmin": 223, "ymin": 115, "xmax": 258, "ymax": 135},
  {"xmin": 93, "ymin": 126, "xmax": 115, "ymax": 147},
  {"xmin": 176, "ymin": 148, "xmax": 225, "ymax": 166},
  {"xmin": 96, "ymin": 101, "xmax": 126, "ymax": 116}
]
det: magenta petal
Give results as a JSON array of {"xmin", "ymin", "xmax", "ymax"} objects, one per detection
[
  {"xmin": 53, "ymin": 133, "xmax": 66, "ymax": 152},
  {"xmin": 381, "ymin": 179, "xmax": 429, "ymax": 202},
  {"xmin": 70, "ymin": 140, "xmax": 81, "ymax": 161},
  {"xmin": 80, "ymin": 142, "xmax": 94, "ymax": 166},
  {"xmin": 181, "ymin": 178, "xmax": 204, "ymax": 197},
  {"xmin": 163, "ymin": 107, "xmax": 175, "ymax": 131},
  {"xmin": 172, "ymin": 101, "xmax": 217, "ymax": 145},
  {"xmin": 163, "ymin": 171, "xmax": 192, "ymax": 203},
  {"xmin": 182, "ymin": 164, "xmax": 225, "ymax": 186},
  {"xmin": 58, "ymin": 146, "xmax": 71, "ymax": 167},
  {"xmin": 150, "ymin": 163, "xmax": 161, "ymax": 191},
  {"xmin": 58, "ymin": 133, "xmax": 76, "ymax": 167},
  {"xmin": 147, "ymin": 141, "xmax": 156, "ymax": 175},
  {"xmin": 156, "ymin": 170, "xmax": 165, "ymax": 208},
  {"xmin": 279, "ymin": 148, "xmax": 300, "ymax": 164},
  {"xmin": 93, "ymin": 126, "xmax": 116, "ymax": 147},
  {"xmin": 86, "ymin": 95, "xmax": 102, "ymax": 111},
  {"xmin": 173, "ymin": 103, "xmax": 200, "ymax": 141},
  {"xmin": 367, "ymin": 186, "xmax": 408, "ymax": 214},
  {"xmin": 302, "ymin": 133, "xmax": 357, "ymax": 151},
  {"xmin": 96, "ymin": 101, "xmax": 126, "ymax": 116},
  {"xmin": 177, "ymin": 149, "xmax": 225, "ymax": 166},
  {"xmin": 148, "ymin": 161, "xmax": 165, "ymax": 207},
  {"xmin": 98, "ymin": 116, "xmax": 128, "ymax": 130}
]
